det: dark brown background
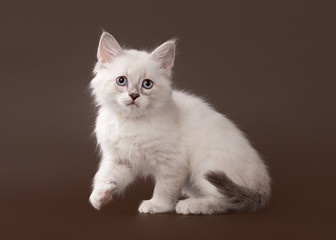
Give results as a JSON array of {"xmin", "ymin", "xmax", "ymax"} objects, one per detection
[{"xmin": 1, "ymin": 0, "xmax": 335, "ymax": 239}]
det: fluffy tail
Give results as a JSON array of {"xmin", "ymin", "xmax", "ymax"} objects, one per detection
[{"xmin": 205, "ymin": 171, "xmax": 270, "ymax": 212}]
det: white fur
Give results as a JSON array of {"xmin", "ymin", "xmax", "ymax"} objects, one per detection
[{"xmin": 89, "ymin": 32, "xmax": 271, "ymax": 214}]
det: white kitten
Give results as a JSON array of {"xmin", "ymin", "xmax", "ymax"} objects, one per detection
[{"xmin": 89, "ymin": 32, "xmax": 271, "ymax": 214}]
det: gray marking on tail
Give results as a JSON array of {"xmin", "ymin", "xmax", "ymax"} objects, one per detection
[{"xmin": 205, "ymin": 171, "xmax": 270, "ymax": 212}]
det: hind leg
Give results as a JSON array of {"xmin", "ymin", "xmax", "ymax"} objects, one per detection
[
  {"xmin": 176, "ymin": 174, "xmax": 228, "ymax": 215},
  {"xmin": 175, "ymin": 197, "xmax": 227, "ymax": 215},
  {"xmin": 181, "ymin": 183, "xmax": 203, "ymax": 199}
]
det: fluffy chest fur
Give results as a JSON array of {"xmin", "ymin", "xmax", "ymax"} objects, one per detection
[{"xmin": 95, "ymin": 107, "xmax": 183, "ymax": 175}]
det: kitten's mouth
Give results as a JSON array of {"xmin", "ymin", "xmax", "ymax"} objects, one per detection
[{"xmin": 127, "ymin": 102, "xmax": 138, "ymax": 108}]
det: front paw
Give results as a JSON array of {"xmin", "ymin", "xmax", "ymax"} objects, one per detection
[
  {"xmin": 138, "ymin": 199, "xmax": 174, "ymax": 214},
  {"xmin": 89, "ymin": 181, "xmax": 116, "ymax": 210}
]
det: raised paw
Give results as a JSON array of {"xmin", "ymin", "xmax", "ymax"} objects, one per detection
[
  {"xmin": 138, "ymin": 199, "xmax": 174, "ymax": 214},
  {"xmin": 89, "ymin": 181, "xmax": 116, "ymax": 210}
]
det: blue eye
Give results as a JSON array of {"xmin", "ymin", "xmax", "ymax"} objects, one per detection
[
  {"xmin": 116, "ymin": 76, "xmax": 127, "ymax": 86},
  {"xmin": 142, "ymin": 79, "xmax": 153, "ymax": 89}
]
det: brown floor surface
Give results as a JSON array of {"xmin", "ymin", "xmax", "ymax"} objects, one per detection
[{"xmin": 1, "ymin": 0, "xmax": 335, "ymax": 239}]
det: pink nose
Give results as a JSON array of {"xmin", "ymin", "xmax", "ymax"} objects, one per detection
[{"xmin": 129, "ymin": 93, "xmax": 140, "ymax": 100}]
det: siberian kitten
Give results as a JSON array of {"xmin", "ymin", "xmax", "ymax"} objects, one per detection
[{"xmin": 89, "ymin": 32, "xmax": 271, "ymax": 214}]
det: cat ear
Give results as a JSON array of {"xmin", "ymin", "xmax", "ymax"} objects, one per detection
[
  {"xmin": 97, "ymin": 32, "xmax": 123, "ymax": 63},
  {"xmin": 151, "ymin": 40, "xmax": 176, "ymax": 76}
]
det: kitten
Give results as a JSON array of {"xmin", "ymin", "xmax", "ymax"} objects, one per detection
[{"xmin": 89, "ymin": 32, "xmax": 271, "ymax": 214}]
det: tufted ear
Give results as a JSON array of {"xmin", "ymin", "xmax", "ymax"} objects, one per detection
[
  {"xmin": 151, "ymin": 40, "xmax": 176, "ymax": 76},
  {"xmin": 97, "ymin": 32, "xmax": 123, "ymax": 63}
]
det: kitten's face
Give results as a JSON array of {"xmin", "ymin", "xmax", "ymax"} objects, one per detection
[
  {"xmin": 91, "ymin": 51, "xmax": 172, "ymax": 116},
  {"xmin": 91, "ymin": 32, "xmax": 175, "ymax": 117}
]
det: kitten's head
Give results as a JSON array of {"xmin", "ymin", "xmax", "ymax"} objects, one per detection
[{"xmin": 90, "ymin": 32, "xmax": 175, "ymax": 118}]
